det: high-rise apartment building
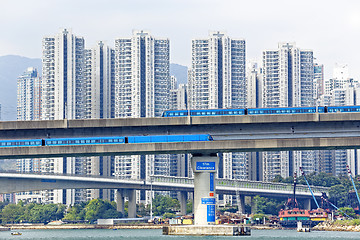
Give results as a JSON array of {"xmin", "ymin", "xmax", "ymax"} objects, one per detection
[
  {"xmin": 83, "ymin": 41, "xmax": 116, "ymax": 201},
  {"xmin": 314, "ymin": 63, "xmax": 324, "ymax": 100},
  {"xmin": 262, "ymin": 42, "xmax": 314, "ymax": 180},
  {"xmin": 321, "ymin": 64, "xmax": 360, "ymax": 176},
  {"xmin": 42, "ymin": 29, "xmax": 85, "ymax": 120},
  {"xmin": 246, "ymin": 60, "xmax": 262, "ymax": 109},
  {"xmin": 189, "ymin": 31, "xmax": 248, "ymax": 188},
  {"xmin": 41, "ymin": 29, "xmax": 86, "ymax": 204},
  {"xmin": 169, "ymin": 77, "xmax": 187, "ymax": 111},
  {"xmin": 114, "ymin": 30, "xmax": 171, "ymax": 203},
  {"xmin": 16, "ymin": 67, "xmax": 42, "ymax": 203},
  {"xmin": 189, "ymin": 31, "xmax": 246, "ymax": 110},
  {"xmin": 115, "ymin": 30, "xmax": 170, "ymax": 119},
  {"xmin": 84, "ymin": 41, "xmax": 115, "ymax": 119},
  {"xmin": 17, "ymin": 67, "xmax": 42, "ymax": 121}
]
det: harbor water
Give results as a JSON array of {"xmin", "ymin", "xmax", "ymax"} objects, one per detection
[{"xmin": 0, "ymin": 229, "xmax": 359, "ymax": 240}]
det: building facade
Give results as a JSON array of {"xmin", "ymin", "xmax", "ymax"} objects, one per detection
[
  {"xmin": 262, "ymin": 42, "xmax": 315, "ymax": 180},
  {"xmin": 189, "ymin": 31, "xmax": 249, "ymax": 197},
  {"xmin": 114, "ymin": 30, "xmax": 171, "ymax": 203}
]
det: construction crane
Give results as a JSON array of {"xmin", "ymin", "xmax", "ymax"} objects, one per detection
[
  {"xmin": 321, "ymin": 196, "xmax": 352, "ymax": 219},
  {"xmin": 346, "ymin": 165, "xmax": 360, "ymax": 208},
  {"xmin": 299, "ymin": 167, "xmax": 320, "ymax": 209}
]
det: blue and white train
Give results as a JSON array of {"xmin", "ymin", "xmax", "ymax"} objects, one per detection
[
  {"xmin": 2, "ymin": 105, "xmax": 360, "ymax": 148},
  {"xmin": 0, "ymin": 134, "xmax": 213, "ymax": 148},
  {"xmin": 161, "ymin": 105, "xmax": 360, "ymax": 117}
]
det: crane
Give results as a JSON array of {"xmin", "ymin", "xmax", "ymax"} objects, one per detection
[
  {"xmin": 299, "ymin": 167, "xmax": 320, "ymax": 209},
  {"xmin": 346, "ymin": 165, "xmax": 360, "ymax": 208}
]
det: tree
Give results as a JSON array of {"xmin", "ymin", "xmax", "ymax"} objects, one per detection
[
  {"xmin": 186, "ymin": 200, "xmax": 193, "ymax": 214},
  {"xmin": 84, "ymin": 199, "xmax": 122, "ymax": 222},
  {"xmin": 21, "ymin": 203, "xmax": 66, "ymax": 223},
  {"xmin": 152, "ymin": 195, "xmax": 180, "ymax": 216},
  {"xmin": 253, "ymin": 196, "xmax": 267, "ymax": 214},
  {"xmin": 137, "ymin": 203, "xmax": 149, "ymax": 217},
  {"xmin": 1, "ymin": 204, "xmax": 24, "ymax": 223},
  {"xmin": 63, "ymin": 204, "xmax": 86, "ymax": 221},
  {"xmin": 338, "ymin": 207, "xmax": 357, "ymax": 219}
]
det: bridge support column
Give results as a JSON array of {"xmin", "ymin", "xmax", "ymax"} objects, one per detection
[
  {"xmin": 191, "ymin": 153, "xmax": 218, "ymax": 225},
  {"xmin": 303, "ymin": 198, "xmax": 311, "ymax": 210},
  {"xmin": 238, "ymin": 195, "xmax": 245, "ymax": 214},
  {"xmin": 115, "ymin": 189, "xmax": 125, "ymax": 215},
  {"xmin": 250, "ymin": 196, "xmax": 256, "ymax": 214},
  {"xmin": 127, "ymin": 189, "xmax": 137, "ymax": 218},
  {"xmin": 179, "ymin": 191, "xmax": 187, "ymax": 216}
]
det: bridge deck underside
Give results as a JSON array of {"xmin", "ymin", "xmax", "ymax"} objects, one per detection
[{"xmin": 0, "ymin": 136, "xmax": 359, "ymax": 159}]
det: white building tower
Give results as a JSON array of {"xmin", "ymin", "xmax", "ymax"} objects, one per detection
[
  {"xmin": 189, "ymin": 31, "xmax": 248, "ymax": 194},
  {"xmin": 16, "ymin": 67, "xmax": 42, "ymax": 203},
  {"xmin": 41, "ymin": 29, "xmax": 86, "ymax": 205},
  {"xmin": 262, "ymin": 42, "xmax": 314, "ymax": 180},
  {"xmin": 17, "ymin": 67, "xmax": 42, "ymax": 121},
  {"xmin": 84, "ymin": 41, "xmax": 115, "ymax": 119},
  {"xmin": 42, "ymin": 28, "xmax": 85, "ymax": 120},
  {"xmin": 189, "ymin": 31, "xmax": 246, "ymax": 110},
  {"xmin": 114, "ymin": 30, "xmax": 171, "ymax": 203},
  {"xmin": 83, "ymin": 41, "xmax": 116, "ymax": 201},
  {"xmin": 321, "ymin": 64, "xmax": 360, "ymax": 176}
]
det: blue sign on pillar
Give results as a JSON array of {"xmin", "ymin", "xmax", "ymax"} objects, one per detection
[
  {"xmin": 210, "ymin": 172, "xmax": 214, "ymax": 191},
  {"xmin": 196, "ymin": 162, "xmax": 216, "ymax": 171},
  {"xmin": 207, "ymin": 204, "xmax": 216, "ymax": 222}
]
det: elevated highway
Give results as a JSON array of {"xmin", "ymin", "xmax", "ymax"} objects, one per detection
[
  {"xmin": 0, "ymin": 112, "xmax": 360, "ymax": 158},
  {"xmin": 0, "ymin": 172, "xmax": 328, "ymax": 199}
]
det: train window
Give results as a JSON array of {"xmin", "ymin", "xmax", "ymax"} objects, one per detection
[
  {"xmin": 180, "ymin": 112, "xmax": 185, "ymax": 116},
  {"xmin": 229, "ymin": 111, "xmax": 233, "ymax": 114},
  {"xmin": 81, "ymin": 140, "xmax": 85, "ymax": 143},
  {"xmin": 75, "ymin": 140, "xmax": 80, "ymax": 144},
  {"xmin": 91, "ymin": 140, "xmax": 96, "ymax": 143},
  {"xmin": 85, "ymin": 140, "xmax": 90, "ymax": 143},
  {"xmin": 30, "ymin": 141, "xmax": 35, "ymax": 145}
]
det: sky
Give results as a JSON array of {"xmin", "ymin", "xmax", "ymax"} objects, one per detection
[{"xmin": 1, "ymin": 0, "xmax": 360, "ymax": 79}]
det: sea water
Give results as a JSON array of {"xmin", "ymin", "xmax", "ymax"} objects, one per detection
[{"xmin": 0, "ymin": 229, "xmax": 359, "ymax": 240}]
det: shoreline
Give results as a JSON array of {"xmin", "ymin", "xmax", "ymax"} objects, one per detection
[
  {"xmin": 5, "ymin": 222, "xmax": 360, "ymax": 232},
  {"xmin": 313, "ymin": 221, "xmax": 360, "ymax": 232},
  {"xmin": 4, "ymin": 224, "xmax": 163, "ymax": 230}
]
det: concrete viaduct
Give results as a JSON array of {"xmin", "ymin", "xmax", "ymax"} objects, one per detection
[
  {"xmin": 0, "ymin": 112, "xmax": 360, "ymax": 158},
  {"xmin": 0, "ymin": 172, "xmax": 328, "ymax": 217},
  {"xmin": 0, "ymin": 112, "xmax": 356, "ymax": 223}
]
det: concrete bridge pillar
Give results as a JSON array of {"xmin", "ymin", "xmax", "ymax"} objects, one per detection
[
  {"xmin": 126, "ymin": 189, "xmax": 137, "ymax": 218},
  {"xmin": 179, "ymin": 191, "xmax": 187, "ymax": 216},
  {"xmin": 116, "ymin": 189, "xmax": 137, "ymax": 218},
  {"xmin": 191, "ymin": 153, "xmax": 218, "ymax": 225},
  {"xmin": 115, "ymin": 189, "xmax": 125, "ymax": 215},
  {"xmin": 250, "ymin": 196, "xmax": 256, "ymax": 214},
  {"xmin": 303, "ymin": 198, "xmax": 311, "ymax": 210},
  {"xmin": 238, "ymin": 195, "xmax": 245, "ymax": 214}
]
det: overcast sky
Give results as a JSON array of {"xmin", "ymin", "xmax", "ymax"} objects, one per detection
[{"xmin": 1, "ymin": 0, "xmax": 360, "ymax": 79}]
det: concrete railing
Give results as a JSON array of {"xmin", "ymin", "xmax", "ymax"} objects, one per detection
[{"xmin": 150, "ymin": 176, "xmax": 329, "ymax": 195}]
